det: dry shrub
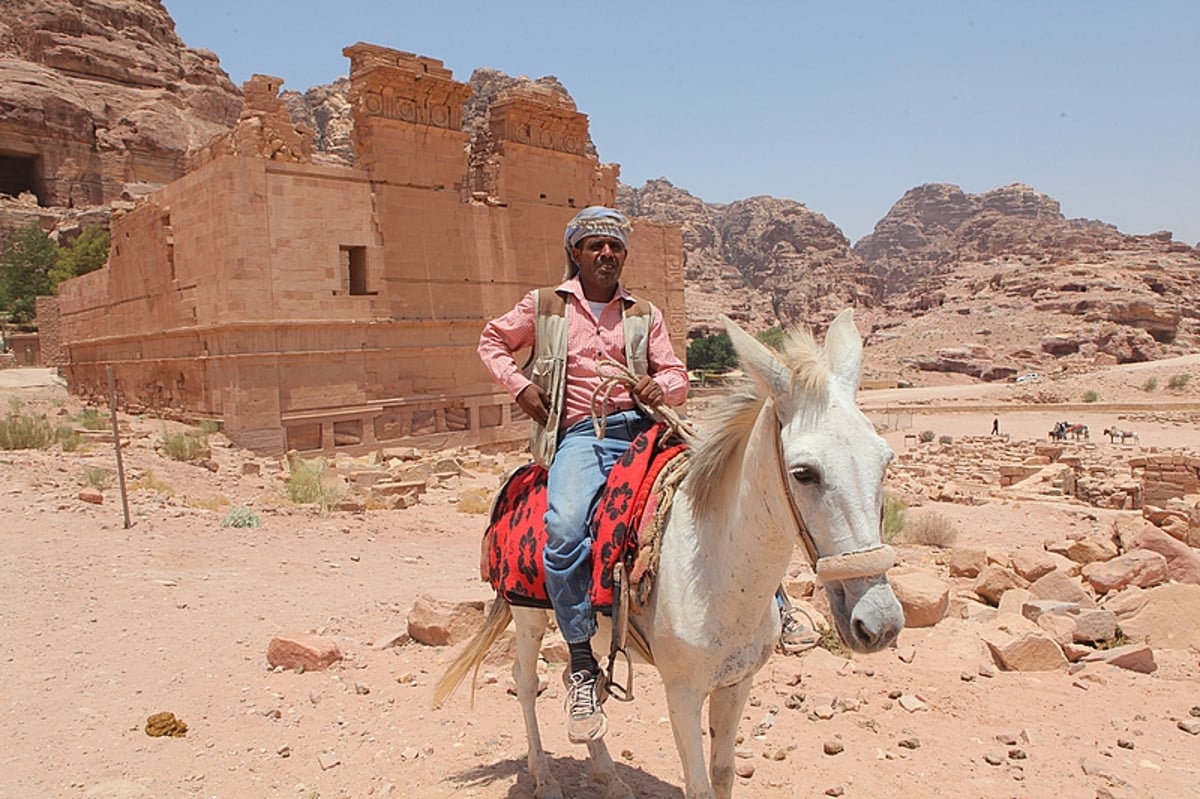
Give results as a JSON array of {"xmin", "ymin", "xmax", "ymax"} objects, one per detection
[
  {"xmin": 456, "ymin": 488, "xmax": 492, "ymax": 515},
  {"xmin": 130, "ymin": 468, "xmax": 174, "ymax": 496},
  {"xmin": 902, "ymin": 509, "xmax": 958, "ymax": 548},
  {"xmin": 882, "ymin": 494, "xmax": 907, "ymax": 544},
  {"xmin": 186, "ymin": 494, "xmax": 230, "ymax": 511},
  {"xmin": 285, "ymin": 454, "xmax": 343, "ymax": 515}
]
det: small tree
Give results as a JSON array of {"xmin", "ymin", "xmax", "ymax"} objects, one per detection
[
  {"xmin": 0, "ymin": 221, "xmax": 58, "ymax": 324},
  {"xmin": 51, "ymin": 225, "xmax": 110, "ymax": 286},
  {"xmin": 757, "ymin": 325, "xmax": 786, "ymax": 352},
  {"xmin": 686, "ymin": 332, "xmax": 738, "ymax": 372}
]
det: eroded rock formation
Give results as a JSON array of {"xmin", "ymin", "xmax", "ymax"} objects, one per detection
[{"xmin": 0, "ymin": 0, "xmax": 241, "ymax": 223}]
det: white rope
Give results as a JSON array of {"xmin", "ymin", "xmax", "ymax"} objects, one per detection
[{"xmin": 591, "ymin": 359, "xmax": 699, "ymax": 444}]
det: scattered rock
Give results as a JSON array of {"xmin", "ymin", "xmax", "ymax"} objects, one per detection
[{"xmin": 266, "ymin": 634, "xmax": 343, "ymax": 672}]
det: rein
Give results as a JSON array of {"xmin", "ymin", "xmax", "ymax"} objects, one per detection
[
  {"xmin": 591, "ymin": 360, "xmax": 698, "ymax": 444},
  {"xmin": 770, "ymin": 403, "xmax": 895, "ymax": 582}
]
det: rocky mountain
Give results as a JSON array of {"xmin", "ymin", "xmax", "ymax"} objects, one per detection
[
  {"xmin": 618, "ymin": 179, "xmax": 880, "ymax": 335},
  {"xmin": 0, "ymin": 0, "xmax": 241, "ymax": 236},
  {"xmin": 854, "ymin": 183, "xmax": 1194, "ymax": 296},
  {"xmin": 4, "ymin": 0, "xmax": 1200, "ymax": 385}
]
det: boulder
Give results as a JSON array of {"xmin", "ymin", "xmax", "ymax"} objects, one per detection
[
  {"xmin": 1116, "ymin": 584, "xmax": 1200, "ymax": 650},
  {"xmin": 266, "ymin": 634, "xmax": 342, "ymax": 671},
  {"xmin": 1081, "ymin": 549, "xmax": 1169, "ymax": 594},
  {"xmin": 1080, "ymin": 644, "xmax": 1157, "ymax": 674},
  {"xmin": 406, "ymin": 595, "xmax": 486, "ymax": 647},
  {"xmin": 948, "ymin": 547, "xmax": 987, "ymax": 578},
  {"xmin": 980, "ymin": 616, "xmax": 1069, "ymax": 672},
  {"xmin": 890, "ymin": 570, "xmax": 950, "ymax": 627},
  {"xmin": 974, "ymin": 564, "xmax": 1029, "ymax": 606},
  {"xmin": 1029, "ymin": 569, "xmax": 1097, "ymax": 608},
  {"xmin": 1129, "ymin": 523, "xmax": 1200, "ymax": 585},
  {"xmin": 1009, "ymin": 547, "xmax": 1058, "ymax": 582}
]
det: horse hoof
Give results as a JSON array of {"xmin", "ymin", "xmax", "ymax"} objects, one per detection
[
  {"xmin": 534, "ymin": 780, "xmax": 564, "ymax": 799},
  {"xmin": 604, "ymin": 779, "xmax": 635, "ymax": 799}
]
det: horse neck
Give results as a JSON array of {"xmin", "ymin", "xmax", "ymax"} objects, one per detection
[{"xmin": 677, "ymin": 399, "xmax": 797, "ymax": 619}]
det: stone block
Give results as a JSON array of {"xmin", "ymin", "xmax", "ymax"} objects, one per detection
[
  {"xmin": 406, "ymin": 594, "xmax": 486, "ymax": 647},
  {"xmin": 267, "ymin": 634, "xmax": 343, "ymax": 671}
]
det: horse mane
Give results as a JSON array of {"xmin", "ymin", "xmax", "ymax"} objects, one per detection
[{"xmin": 686, "ymin": 326, "xmax": 830, "ymax": 521}]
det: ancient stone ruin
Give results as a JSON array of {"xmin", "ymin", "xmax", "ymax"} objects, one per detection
[{"xmin": 48, "ymin": 43, "xmax": 686, "ymax": 454}]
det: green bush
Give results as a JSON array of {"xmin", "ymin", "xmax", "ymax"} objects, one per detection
[
  {"xmin": 221, "ymin": 506, "xmax": 262, "ymax": 528},
  {"xmin": 938, "ymin": 435, "xmax": 953, "ymax": 445},
  {"xmin": 50, "ymin": 225, "xmax": 110, "ymax": 285},
  {"xmin": 1141, "ymin": 377, "xmax": 1158, "ymax": 392},
  {"xmin": 1082, "ymin": 389, "xmax": 1099, "ymax": 403},
  {"xmin": 918, "ymin": 430, "xmax": 936, "ymax": 443},
  {"xmin": 0, "ymin": 221, "xmax": 57, "ymax": 324},
  {"xmin": 686, "ymin": 332, "xmax": 738, "ymax": 372},
  {"xmin": 75, "ymin": 407, "xmax": 110, "ymax": 430},
  {"xmin": 285, "ymin": 454, "xmax": 343, "ymax": 515},
  {"xmin": 756, "ymin": 326, "xmax": 786, "ymax": 352},
  {"xmin": 0, "ymin": 407, "xmax": 55, "ymax": 450},
  {"xmin": 1168, "ymin": 373, "xmax": 1192, "ymax": 390},
  {"xmin": 57, "ymin": 424, "xmax": 82, "ymax": 452},
  {"xmin": 160, "ymin": 429, "xmax": 209, "ymax": 461},
  {"xmin": 81, "ymin": 466, "xmax": 115, "ymax": 490}
]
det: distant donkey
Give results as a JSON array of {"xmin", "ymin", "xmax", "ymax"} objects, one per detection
[{"xmin": 1103, "ymin": 427, "xmax": 1139, "ymax": 444}]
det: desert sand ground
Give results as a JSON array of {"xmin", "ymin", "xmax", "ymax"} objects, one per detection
[{"xmin": 1, "ymin": 360, "xmax": 1199, "ymax": 799}]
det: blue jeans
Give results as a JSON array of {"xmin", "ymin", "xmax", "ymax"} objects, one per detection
[{"xmin": 544, "ymin": 409, "xmax": 653, "ymax": 644}]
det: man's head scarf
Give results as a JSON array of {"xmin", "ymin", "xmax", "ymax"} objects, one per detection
[{"xmin": 562, "ymin": 206, "xmax": 632, "ymax": 278}]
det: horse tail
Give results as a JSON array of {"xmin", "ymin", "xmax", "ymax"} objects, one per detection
[{"xmin": 432, "ymin": 597, "xmax": 512, "ymax": 709}]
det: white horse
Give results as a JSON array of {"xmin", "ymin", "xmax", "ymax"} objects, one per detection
[{"xmin": 435, "ymin": 309, "xmax": 905, "ymax": 799}]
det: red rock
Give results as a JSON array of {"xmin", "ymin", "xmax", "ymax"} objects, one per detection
[
  {"xmin": 266, "ymin": 634, "xmax": 342, "ymax": 671},
  {"xmin": 78, "ymin": 488, "xmax": 103, "ymax": 504}
]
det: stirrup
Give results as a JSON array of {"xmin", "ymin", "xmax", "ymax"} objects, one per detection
[{"xmin": 605, "ymin": 562, "xmax": 635, "ymax": 702}]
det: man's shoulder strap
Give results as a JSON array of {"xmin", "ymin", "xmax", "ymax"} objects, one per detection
[
  {"xmin": 535, "ymin": 287, "xmax": 568, "ymax": 317},
  {"xmin": 624, "ymin": 296, "xmax": 653, "ymax": 318}
]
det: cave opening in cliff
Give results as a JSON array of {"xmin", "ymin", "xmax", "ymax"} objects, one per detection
[{"xmin": 0, "ymin": 152, "xmax": 44, "ymax": 204}]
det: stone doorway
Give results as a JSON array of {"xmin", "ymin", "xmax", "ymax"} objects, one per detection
[{"xmin": 0, "ymin": 151, "xmax": 44, "ymax": 204}]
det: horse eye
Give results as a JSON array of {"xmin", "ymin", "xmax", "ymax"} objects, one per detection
[{"xmin": 790, "ymin": 465, "xmax": 820, "ymax": 485}]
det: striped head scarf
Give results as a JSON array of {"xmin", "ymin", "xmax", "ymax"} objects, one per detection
[{"xmin": 562, "ymin": 206, "xmax": 632, "ymax": 278}]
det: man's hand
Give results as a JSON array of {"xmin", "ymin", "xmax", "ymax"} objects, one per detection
[
  {"xmin": 517, "ymin": 384, "xmax": 551, "ymax": 426},
  {"xmin": 632, "ymin": 375, "xmax": 664, "ymax": 406}
]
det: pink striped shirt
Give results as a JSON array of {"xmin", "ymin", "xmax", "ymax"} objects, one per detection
[{"xmin": 478, "ymin": 278, "xmax": 689, "ymax": 430}]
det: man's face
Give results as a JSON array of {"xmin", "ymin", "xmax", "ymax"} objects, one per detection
[{"xmin": 572, "ymin": 235, "xmax": 627, "ymax": 300}]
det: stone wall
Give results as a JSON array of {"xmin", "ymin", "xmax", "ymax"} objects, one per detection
[
  {"xmin": 1131, "ymin": 454, "xmax": 1200, "ymax": 506},
  {"xmin": 55, "ymin": 44, "xmax": 685, "ymax": 455}
]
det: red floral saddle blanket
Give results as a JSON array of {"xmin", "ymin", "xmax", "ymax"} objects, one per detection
[{"xmin": 482, "ymin": 423, "xmax": 688, "ymax": 611}]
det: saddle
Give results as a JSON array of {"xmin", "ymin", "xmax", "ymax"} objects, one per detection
[{"xmin": 482, "ymin": 422, "xmax": 688, "ymax": 611}]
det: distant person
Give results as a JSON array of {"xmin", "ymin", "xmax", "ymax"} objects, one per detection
[{"xmin": 991, "ymin": 417, "xmax": 1000, "ymax": 435}]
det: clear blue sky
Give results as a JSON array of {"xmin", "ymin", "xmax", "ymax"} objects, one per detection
[{"xmin": 168, "ymin": 1, "xmax": 1199, "ymax": 246}]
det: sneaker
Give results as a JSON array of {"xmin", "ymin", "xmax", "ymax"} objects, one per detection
[
  {"xmin": 779, "ymin": 608, "xmax": 820, "ymax": 655},
  {"xmin": 563, "ymin": 668, "xmax": 607, "ymax": 743}
]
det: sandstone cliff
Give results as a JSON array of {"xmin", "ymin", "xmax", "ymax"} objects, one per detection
[
  {"xmin": 0, "ymin": 0, "xmax": 241, "ymax": 230},
  {"xmin": 5, "ymin": 0, "xmax": 1200, "ymax": 385},
  {"xmin": 618, "ymin": 178, "xmax": 880, "ymax": 335}
]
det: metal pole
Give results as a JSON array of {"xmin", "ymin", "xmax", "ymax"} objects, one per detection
[{"xmin": 106, "ymin": 365, "xmax": 132, "ymax": 529}]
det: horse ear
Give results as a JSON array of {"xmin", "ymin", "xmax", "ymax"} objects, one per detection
[
  {"xmin": 822, "ymin": 309, "xmax": 864, "ymax": 393},
  {"xmin": 720, "ymin": 314, "xmax": 792, "ymax": 399}
]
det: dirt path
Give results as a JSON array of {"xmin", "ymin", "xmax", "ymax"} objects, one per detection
[{"xmin": 1, "ymin": 370, "xmax": 1198, "ymax": 798}]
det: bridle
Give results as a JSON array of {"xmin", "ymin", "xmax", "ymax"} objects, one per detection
[{"xmin": 770, "ymin": 403, "xmax": 895, "ymax": 583}]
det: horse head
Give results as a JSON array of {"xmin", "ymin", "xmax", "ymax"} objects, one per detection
[{"xmin": 719, "ymin": 309, "xmax": 904, "ymax": 653}]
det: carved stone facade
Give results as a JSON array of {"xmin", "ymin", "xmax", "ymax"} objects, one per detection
[{"xmin": 53, "ymin": 44, "xmax": 685, "ymax": 455}]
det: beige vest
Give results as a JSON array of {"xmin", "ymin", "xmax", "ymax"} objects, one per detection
[{"xmin": 527, "ymin": 287, "xmax": 654, "ymax": 468}]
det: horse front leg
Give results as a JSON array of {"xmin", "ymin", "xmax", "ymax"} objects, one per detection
[
  {"xmin": 511, "ymin": 607, "xmax": 561, "ymax": 799},
  {"xmin": 586, "ymin": 737, "xmax": 634, "ymax": 799},
  {"xmin": 664, "ymin": 681, "xmax": 714, "ymax": 798},
  {"xmin": 707, "ymin": 679, "xmax": 754, "ymax": 799}
]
